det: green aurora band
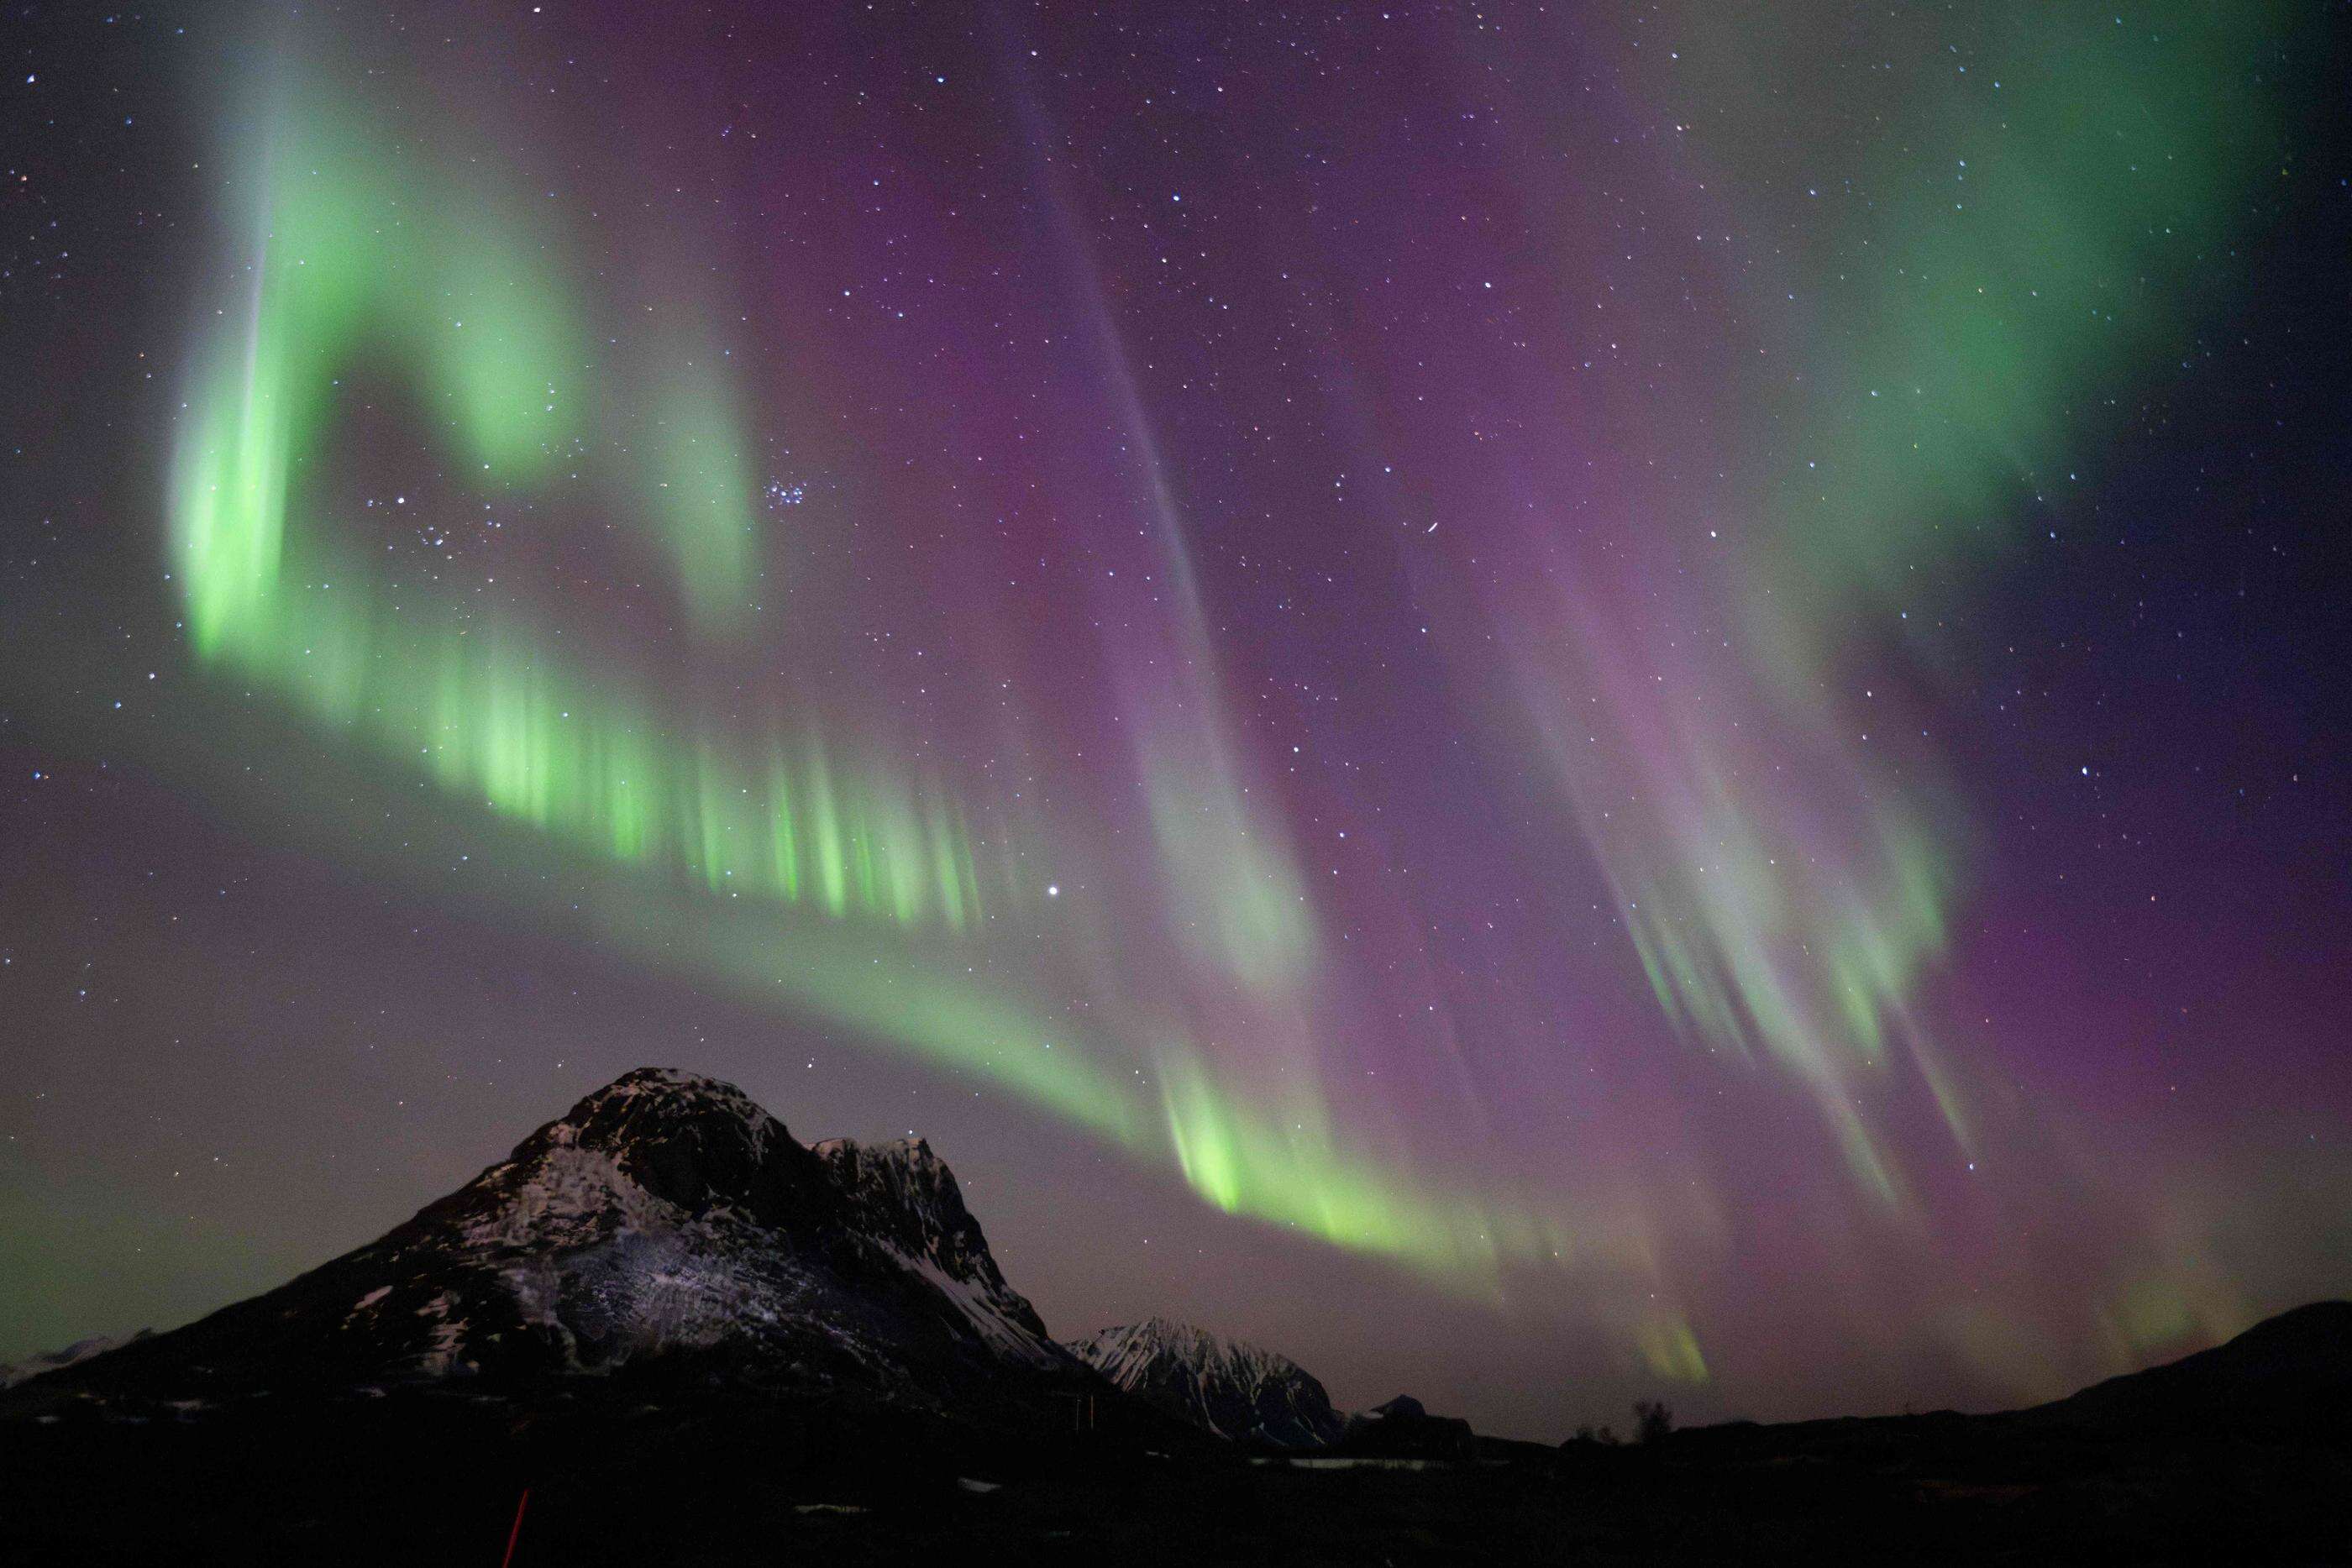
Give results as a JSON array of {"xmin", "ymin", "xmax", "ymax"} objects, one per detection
[
  {"xmin": 169, "ymin": 83, "xmax": 990, "ymax": 934},
  {"xmin": 164, "ymin": 73, "xmax": 1580, "ymax": 1298}
]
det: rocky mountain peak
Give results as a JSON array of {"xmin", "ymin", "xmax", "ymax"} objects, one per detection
[
  {"xmin": 1067, "ymin": 1317, "xmax": 1343, "ymax": 1449},
  {"xmin": 812, "ymin": 1135, "xmax": 1048, "ymax": 1344},
  {"xmin": 498, "ymin": 1067, "xmax": 825, "ymax": 1227},
  {"xmin": 3, "ymin": 1067, "xmax": 1071, "ymax": 1406}
]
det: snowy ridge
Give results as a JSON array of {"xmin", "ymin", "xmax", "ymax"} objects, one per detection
[
  {"xmin": 1067, "ymin": 1316, "xmax": 1344, "ymax": 1448},
  {"xmin": 815, "ymin": 1135, "xmax": 1064, "ymax": 1368}
]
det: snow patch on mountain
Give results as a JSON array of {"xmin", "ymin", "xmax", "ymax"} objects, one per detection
[
  {"xmin": 1068, "ymin": 1316, "xmax": 1343, "ymax": 1448},
  {"xmin": 815, "ymin": 1135, "xmax": 1064, "ymax": 1368}
]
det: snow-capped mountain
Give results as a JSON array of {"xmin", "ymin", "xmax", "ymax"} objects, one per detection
[
  {"xmin": 1066, "ymin": 1316, "xmax": 1344, "ymax": 1448},
  {"xmin": 3, "ymin": 1068, "xmax": 1079, "ymax": 1413}
]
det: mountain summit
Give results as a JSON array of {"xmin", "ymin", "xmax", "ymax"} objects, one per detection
[
  {"xmin": 11, "ymin": 1067, "xmax": 1074, "ymax": 1413},
  {"xmin": 1066, "ymin": 1315, "xmax": 1344, "ymax": 1447}
]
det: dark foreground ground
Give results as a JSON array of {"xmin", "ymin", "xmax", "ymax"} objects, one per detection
[{"xmin": 5, "ymin": 1383, "xmax": 2346, "ymax": 1565}]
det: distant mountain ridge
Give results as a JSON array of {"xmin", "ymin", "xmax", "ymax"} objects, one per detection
[
  {"xmin": 1066, "ymin": 1316, "xmax": 1344, "ymax": 1448},
  {"xmin": 0, "ymin": 1333, "xmax": 144, "ymax": 1392}
]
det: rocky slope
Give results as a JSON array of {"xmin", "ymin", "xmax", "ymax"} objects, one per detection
[
  {"xmin": 1, "ymin": 1067, "xmax": 1081, "ymax": 1416},
  {"xmin": 1067, "ymin": 1316, "xmax": 1344, "ymax": 1447}
]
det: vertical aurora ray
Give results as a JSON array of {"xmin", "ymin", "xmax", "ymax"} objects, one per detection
[
  {"xmin": 645, "ymin": 338, "xmax": 761, "ymax": 635},
  {"xmin": 1036, "ymin": 133, "xmax": 1410, "ymax": 1256},
  {"xmin": 1484, "ymin": 2, "xmax": 2297, "ymax": 1200}
]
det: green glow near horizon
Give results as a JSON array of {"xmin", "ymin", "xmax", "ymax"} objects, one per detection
[
  {"xmin": 1635, "ymin": 1316, "xmax": 1709, "ymax": 1385},
  {"xmin": 1156, "ymin": 1049, "xmax": 1563, "ymax": 1285}
]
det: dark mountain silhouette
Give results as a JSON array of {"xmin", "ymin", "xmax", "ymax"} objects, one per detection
[
  {"xmin": 1339, "ymin": 1392, "xmax": 1479, "ymax": 1460},
  {"xmin": 2022, "ymin": 1298, "xmax": 2352, "ymax": 1441},
  {"xmin": 3, "ymin": 1067, "xmax": 1082, "ymax": 1418}
]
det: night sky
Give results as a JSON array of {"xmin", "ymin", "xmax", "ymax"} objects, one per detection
[{"xmin": 3, "ymin": 2, "xmax": 2349, "ymax": 1440}]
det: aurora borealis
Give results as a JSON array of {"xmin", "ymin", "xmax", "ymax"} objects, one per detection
[{"xmin": 3, "ymin": 1, "xmax": 2349, "ymax": 1436}]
